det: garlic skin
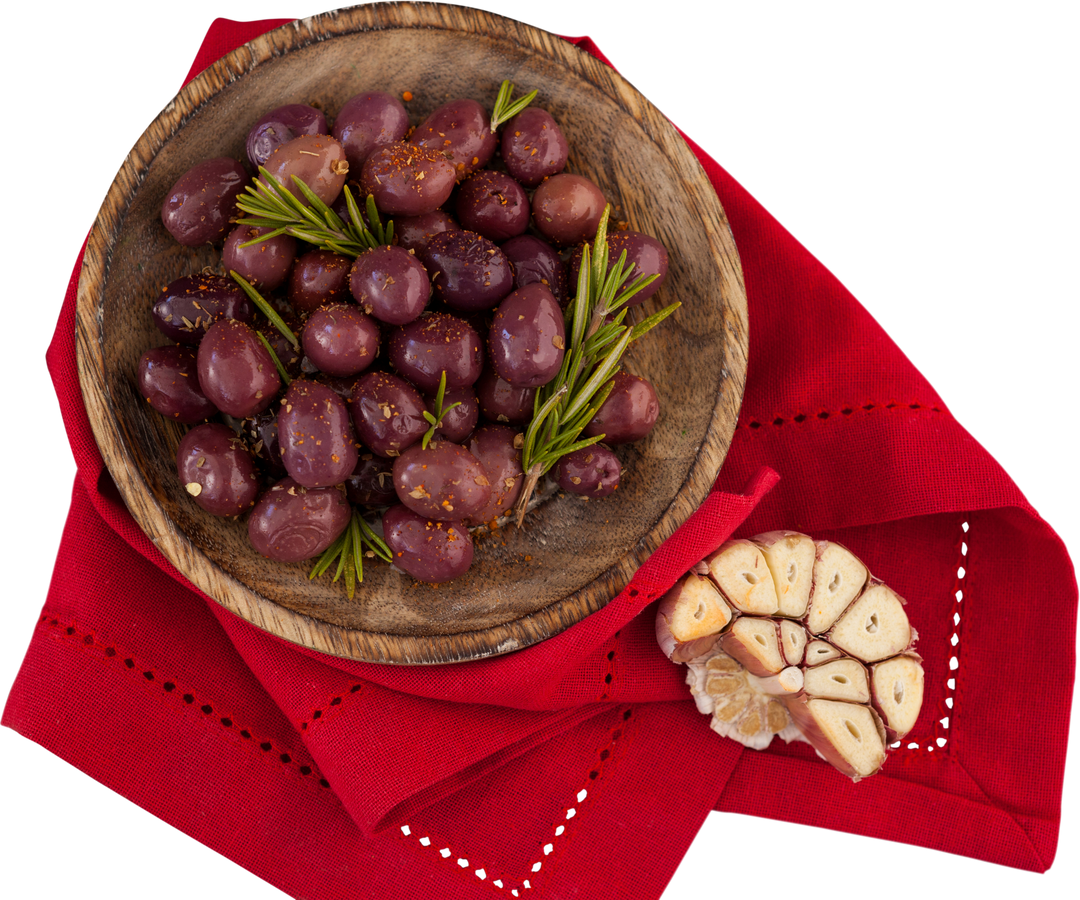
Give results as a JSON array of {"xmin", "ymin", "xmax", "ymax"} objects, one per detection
[{"xmin": 659, "ymin": 533, "xmax": 925, "ymax": 780}]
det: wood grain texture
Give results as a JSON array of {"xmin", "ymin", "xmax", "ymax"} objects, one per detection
[{"xmin": 75, "ymin": 2, "xmax": 748, "ymax": 664}]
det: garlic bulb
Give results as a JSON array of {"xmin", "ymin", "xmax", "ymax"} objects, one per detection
[{"xmin": 657, "ymin": 532, "xmax": 924, "ymax": 781}]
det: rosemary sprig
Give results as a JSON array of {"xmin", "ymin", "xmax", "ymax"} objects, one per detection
[
  {"xmin": 234, "ymin": 168, "xmax": 393, "ymax": 257},
  {"xmin": 309, "ymin": 509, "xmax": 393, "ymax": 599},
  {"xmin": 229, "ymin": 270, "xmax": 299, "ymax": 351},
  {"xmin": 513, "ymin": 205, "xmax": 680, "ymax": 524},
  {"xmin": 490, "ymin": 79, "xmax": 539, "ymax": 132},
  {"xmin": 421, "ymin": 371, "xmax": 463, "ymax": 450}
]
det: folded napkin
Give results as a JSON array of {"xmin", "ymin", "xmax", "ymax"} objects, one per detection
[{"xmin": 4, "ymin": 16, "xmax": 1075, "ymax": 899}]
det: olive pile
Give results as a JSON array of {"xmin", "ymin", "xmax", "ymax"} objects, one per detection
[{"xmin": 141, "ymin": 88, "xmax": 670, "ymax": 585}]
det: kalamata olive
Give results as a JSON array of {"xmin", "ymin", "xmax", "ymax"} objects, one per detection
[
  {"xmin": 454, "ymin": 171, "xmax": 529, "ymax": 241},
  {"xmin": 582, "ymin": 370, "xmax": 659, "ymax": 444},
  {"xmin": 388, "ymin": 312, "xmax": 483, "ymax": 392},
  {"xmin": 465, "ymin": 425, "xmax": 524, "ymax": 526},
  {"xmin": 382, "ymin": 504, "xmax": 474, "ymax": 583},
  {"xmin": 569, "ymin": 230, "xmax": 669, "ymax": 308},
  {"xmin": 345, "ymin": 454, "xmax": 397, "ymax": 506},
  {"xmin": 410, "ymin": 98, "xmax": 496, "ymax": 179},
  {"xmin": 349, "ymin": 371, "xmax": 428, "ymax": 457},
  {"xmin": 301, "ymin": 304, "xmax": 380, "ymax": 377},
  {"xmin": 501, "ymin": 234, "xmax": 569, "ymax": 306},
  {"xmin": 277, "ymin": 380, "xmax": 358, "ymax": 487},
  {"xmin": 222, "ymin": 225, "xmax": 297, "ymax": 292},
  {"xmin": 474, "ymin": 368, "xmax": 535, "ymax": 424},
  {"xmin": 488, "ymin": 284, "xmax": 566, "ymax": 388},
  {"xmin": 555, "ymin": 445, "xmax": 621, "ymax": 498},
  {"xmin": 531, "ymin": 173, "xmax": 606, "ymax": 246},
  {"xmin": 332, "ymin": 91, "xmax": 410, "ymax": 171},
  {"xmin": 500, "ymin": 107, "xmax": 569, "ymax": 187},
  {"xmin": 161, "ymin": 157, "xmax": 247, "ymax": 247},
  {"xmin": 311, "ymin": 371, "xmax": 361, "ymax": 401},
  {"xmin": 394, "ymin": 210, "xmax": 460, "ymax": 255},
  {"xmin": 177, "ymin": 423, "xmax": 261, "ymax": 516},
  {"xmin": 359, "ymin": 143, "xmax": 456, "ymax": 216},
  {"xmin": 138, "ymin": 345, "xmax": 218, "ymax": 423},
  {"xmin": 197, "ymin": 319, "xmax": 280, "ymax": 418},
  {"xmin": 261, "ymin": 134, "xmax": 349, "ymax": 207},
  {"xmin": 393, "ymin": 440, "xmax": 491, "ymax": 522},
  {"xmin": 288, "ymin": 250, "xmax": 353, "ymax": 313},
  {"xmin": 248, "ymin": 477, "xmax": 351, "ymax": 563},
  {"xmin": 246, "ymin": 104, "xmax": 328, "ymax": 169},
  {"xmin": 426, "ymin": 386, "xmax": 478, "ymax": 444},
  {"xmin": 422, "ymin": 230, "xmax": 513, "ymax": 312},
  {"xmin": 152, "ymin": 273, "xmax": 256, "ymax": 346},
  {"xmin": 349, "ymin": 245, "xmax": 430, "ymax": 325}
]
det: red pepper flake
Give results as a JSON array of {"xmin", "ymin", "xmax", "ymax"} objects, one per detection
[{"xmin": 402, "ymin": 91, "xmax": 414, "ymax": 102}]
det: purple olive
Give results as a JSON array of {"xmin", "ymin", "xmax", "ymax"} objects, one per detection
[
  {"xmin": 151, "ymin": 273, "xmax": 256, "ymax": 346},
  {"xmin": 531, "ymin": 174, "xmax": 606, "ymax": 246},
  {"xmin": 465, "ymin": 425, "xmax": 524, "ymax": 526},
  {"xmin": 301, "ymin": 303, "xmax": 380, "ymax": 377},
  {"xmin": 555, "ymin": 445, "xmax": 621, "ymax": 498},
  {"xmin": 393, "ymin": 440, "xmax": 492, "ymax": 522},
  {"xmin": 388, "ymin": 312, "xmax": 483, "ymax": 392},
  {"xmin": 349, "ymin": 245, "xmax": 431, "ymax": 325},
  {"xmin": 394, "ymin": 210, "xmax": 460, "ymax": 255},
  {"xmin": 177, "ymin": 423, "xmax": 261, "ymax": 516},
  {"xmin": 261, "ymin": 134, "xmax": 349, "ymax": 207},
  {"xmin": 138, "ymin": 345, "xmax": 218, "ymax": 423},
  {"xmin": 582, "ymin": 370, "xmax": 659, "ymax": 444},
  {"xmin": 425, "ymin": 386, "xmax": 478, "ymax": 444},
  {"xmin": 488, "ymin": 284, "xmax": 566, "ymax": 388},
  {"xmin": 383, "ymin": 504, "xmax": 474, "ymax": 583},
  {"xmin": 422, "ymin": 230, "xmax": 513, "ymax": 313},
  {"xmin": 455, "ymin": 170, "xmax": 530, "ymax": 241},
  {"xmin": 501, "ymin": 234, "xmax": 568, "ymax": 306},
  {"xmin": 239, "ymin": 408, "xmax": 287, "ymax": 479},
  {"xmin": 223, "ymin": 225, "xmax": 297, "ymax": 292},
  {"xmin": 246, "ymin": 104, "xmax": 328, "ymax": 169},
  {"xmin": 474, "ymin": 368, "xmax": 535, "ymax": 424},
  {"xmin": 410, "ymin": 98, "xmax": 496, "ymax": 179},
  {"xmin": 569, "ymin": 230, "xmax": 669, "ymax": 308},
  {"xmin": 161, "ymin": 157, "xmax": 247, "ymax": 247},
  {"xmin": 277, "ymin": 380, "xmax": 358, "ymax": 487},
  {"xmin": 288, "ymin": 250, "xmax": 354, "ymax": 314},
  {"xmin": 349, "ymin": 371, "xmax": 428, "ymax": 458},
  {"xmin": 255, "ymin": 317, "xmax": 304, "ymax": 378},
  {"xmin": 500, "ymin": 107, "xmax": 569, "ymax": 187},
  {"xmin": 332, "ymin": 91, "xmax": 410, "ymax": 172},
  {"xmin": 359, "ymin": 142, "xmax": 456, "ymax": 216},
  {"xmin": 197, "ymin": 319, "xmax": 280, "ymax": 418},
  {"xmin": 248, "ymin": 477, "xmax": 351, "ymax": 562}
]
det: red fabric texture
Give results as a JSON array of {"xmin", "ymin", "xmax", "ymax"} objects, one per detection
[{"xmin": 4, "ymin": 16, "xmax": 1076, "ymax": 898}]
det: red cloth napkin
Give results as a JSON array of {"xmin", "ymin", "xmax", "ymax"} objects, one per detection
[{"xmin": 4, "ymin": 17, "xmax": 1076, "ymax": 898}]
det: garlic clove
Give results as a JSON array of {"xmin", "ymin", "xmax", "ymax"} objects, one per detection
[
  {"xmin": 804, "ymin": 639, "xmax": 843, "ymax": 667},
  {"xmin": 655, "ymin": 573, "xmax": 733, "ymax": 661},
  {"xmin": 754, "ymin": 530, "xmax": 816, "ymax": 617},
  {"xmin": 787, "ymin": 698, "xmax": 887, "ymax": 781},
  {"xmin": 829, "ymin": 583, "xmax": 912, "ymax": 662},
  {"xmin": 719, "ymin": 617, "xmax": 784, "ymax": 675},
  {"xmin": 802, "ymin": 657, "xmax": 870, "ymax": 703},
  {"xmin": 705, "ymin": 540, "xmax": 780, "ymax": 615},
  {"xmin": 780, "ymin": 619, "xmax": 808, "ymax": 666},
  {"xmin": 807, "ymin": 541, "xmax": 868, "ymax": 634},
  {"xmin": 870, "ymin": 654, "xmax": 925, "ymax": 740}
]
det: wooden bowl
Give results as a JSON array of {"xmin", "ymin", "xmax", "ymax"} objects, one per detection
[{"xmin": 75, "ymin": 3, "xmax": 748, "ymax": 664}]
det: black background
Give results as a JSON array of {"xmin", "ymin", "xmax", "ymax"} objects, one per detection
[{"xmin": 12, "ymin": 3, "xmax": 1075, "ymax": 894}]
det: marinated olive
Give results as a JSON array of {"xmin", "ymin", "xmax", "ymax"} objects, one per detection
[
  {"xmin": 531, "ymin": 173, "xmax": 606, "ymax": 246},
  {"xmin": 222, "ymin": 225, "xmax": 297, "ymax": 292},
  {"xmin": 581, "ymin": 370, "xmax": 659, "ymax": 444},
  {"xmin": 197, "ymin": 319, "xmax": 280, "ymax": 418},
  {"xmin": 359, "ymin": 142, "xmax": 456, "ymax": 216},
  {"xmin": 382, "ymin": 504, "xmax": 474, "ymax": 584},
  {"xmin": 288, "ymin": 249, "xmax": 353, "ymax": 313},
  {"xmin": 248, "ymin": 477, "xmax": 352, "ymax": 563},
  {"xmin": 474, "ymin": 368, "xmax": 535, "ymax": 424},
  {"xmin": 394, "ymin": 210, "xmax": 460, "ymax": 255},
  {"xmin": 465, "ymin": 425, "xmax": 524, "ymax": 526},
  {"xmin": 246, "ymin": 104, "xmax": 328, "ymax": 169},
  {"xmin": 388, "ymin": 312, "xmax": 483, "ymax": 392},
  {"xmin": 500, "ymin": 107, "xmax": 569, "ymax": 187},
  {"xmin": 410, "ymin": 98, "xmax": 496, "ymax": 178},
  {"xmin": 569, "ymin": 230, "xmax": 669, "ymax": 308},
  {"xmin": 138, "ymin": 345, "xmax": 218, "ymax": 423},
  {"xmin": 345, "ymin": 454, "xmax": 397, "ymax": 507},
  {"xmin": 426, "ymin": 386, "xmax": 478, "ymax": 444},
  {"xmin": 555, "ymin": 445, "xmax": 621, "ymax": 498},
  {"xmin": 455, "ymin": 170, "xmax": 530, "ymax": 241},
  {"xmin": 161, "ymin": 157, "xmax": 247, "ymax": 247},
  {"xmin": 349, "ymin": 245, "xmax": 431, "ymax": 325},
  {"xmin": 177, "ymin": 423, "xmax": 261, "ymax": 516},
  {"xmin": 301, "ymin": 303, "xmax": 380, "ymax": 377},
  {"xmin": 349, "ymin": 371, "xmax": 428, "ymax": 458},
  {"xmin": 152, "ymin": 273, "xmax": 256, "ymax": 346},
  {"xmin": 277, "ymin": 380, "xmax": 358, "ymax": 488},
  {"xmin": 488, "ymin": 284, "xmax": 566, "ymax": 388},
  {"xmin": 422, "ymin": 230, "xmax": 513, "ymax": 312},
  {"xmin": 332, "ymin": 91, "xmax": 409, "ymax": 171},
  {"xmin": 393, "ymin": 440, "xmax": 492, "ymax": 522},
  {"xmin": 261, "ymin": 134, "xmax": 349, "ymax": 207}
]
